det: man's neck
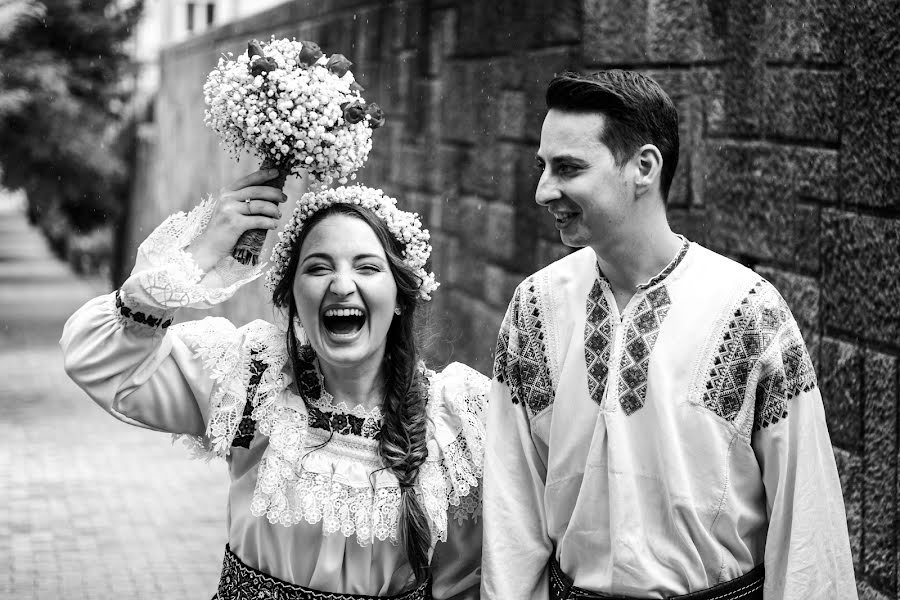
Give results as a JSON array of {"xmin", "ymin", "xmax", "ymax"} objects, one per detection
[{"xmin": 592, "ymin": 218, "xmax": 682, "ymax": 313}]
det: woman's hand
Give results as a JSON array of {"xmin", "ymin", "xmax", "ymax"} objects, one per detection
[{"xmin": 188, "ymin": 169, "xmax": 287, "ymax": 272}]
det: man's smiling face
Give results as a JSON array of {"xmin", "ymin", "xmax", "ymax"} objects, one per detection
[{"xmin": 534, "ymin": 109, "xmax": 635, "ymax": 250}]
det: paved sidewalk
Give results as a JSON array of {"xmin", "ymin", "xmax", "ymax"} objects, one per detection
[{"xmin": 0, "ymin": 192, "xmax": 229, "ymax": 599}]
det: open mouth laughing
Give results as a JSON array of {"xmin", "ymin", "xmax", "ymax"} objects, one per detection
[
  {"xmin": 551, "ymin": 209, "xmax": 579, "ymax": 230},
  {"xmin": 322, "ymin": 306, "xmax": 367, "ymax": 337}
]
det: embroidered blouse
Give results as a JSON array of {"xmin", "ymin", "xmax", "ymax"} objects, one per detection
[
  {"xmin": 60, "ymin": 201, "xmax": 488, "ymax": 599},
  {"xmin": 481, "ymin": 241, "xmax": 857, "ymax": 600}
]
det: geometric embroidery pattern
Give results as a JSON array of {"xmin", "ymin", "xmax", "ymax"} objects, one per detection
[
  {"xmin": 616, "ymin": 286, "xmax": 672, "ymax": 414},
  {"xmin": 493, "ymin": 279, "xmax": 554, "ymax": 417},
  {"xmin": 583, "ymin": 237, "xmax": 687, "ymax": 412},
  {"xmin": 702, "ymin": 280, "xmax": 816, "ymax": 428},
  {"xmin": 584, "ymin": 278, "xmax": 613, "ymax": 406},
  {"xmin": 217, "ymin": 544, "xmax": 431, "ymax": 599},
  {"xmin": 754, "ymin": 327, "xmax": 817, "ymax": 431}
]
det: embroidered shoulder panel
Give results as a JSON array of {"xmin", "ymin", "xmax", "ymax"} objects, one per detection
[
  {"xmin": 493, "ymin": 278, "xmax": 554, "ymax": 417},
  {"xmin": 754, "ymin": 324, "xmax": 817, "ymax": 431},
  {"xmin": 616, "ymin": 286, "xmax": 672, "ymax": 414},
  {"xmin": 701, "ymin": 281, "xmax": 813, "ymax": 429}
]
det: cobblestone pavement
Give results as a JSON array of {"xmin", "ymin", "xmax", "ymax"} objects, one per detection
[{"xmin": 0, "ymin": 192, "xmax": 230, "ymax": 599}]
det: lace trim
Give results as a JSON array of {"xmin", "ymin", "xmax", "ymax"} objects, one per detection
[
  {"xmin": 177, "ymin": 318, "xmax": 487, "ymax": 547},
  {"xmin": 129, "ymin": 196, "xmax": 265, "ymax": 310},
  {"xmin": 249, "ymin": 361, "xmax": 487, "ymax": 547}
]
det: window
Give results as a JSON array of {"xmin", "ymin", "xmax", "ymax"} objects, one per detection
[
  {"xmin": 186, "ymin": 2, "xmax": 195, "ymax": 32},
  {"xmin": 206, "ymin": 3, "xmax": 215, "ymax": 25}
]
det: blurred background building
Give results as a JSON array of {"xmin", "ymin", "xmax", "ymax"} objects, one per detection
[{"xmin": 130, "ymin": 0, "xmax": 286, "ymax": 99}]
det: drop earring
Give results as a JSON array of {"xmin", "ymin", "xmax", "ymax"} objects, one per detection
[{"xmin": 393, "ymin": 307, "xmax": 402, "ymax": 316}]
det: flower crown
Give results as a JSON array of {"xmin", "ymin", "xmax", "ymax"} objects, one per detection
[{"xmin": 265, "ymin": 186, "xmax": 439, "ymax": 300}]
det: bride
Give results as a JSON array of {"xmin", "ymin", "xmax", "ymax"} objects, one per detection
[{"xmin": 61, "ymin": 170, "xmax": 487, "ymax": 599}]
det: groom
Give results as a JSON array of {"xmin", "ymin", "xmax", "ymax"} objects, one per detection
[{"xmin": 480, "ymin": 70, "xmax": 857, "ymax": 600}]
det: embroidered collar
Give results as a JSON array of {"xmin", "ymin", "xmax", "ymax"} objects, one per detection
[
  {"xmin": 594, "ymin": 235, "xmax": 690, "ymax": 291},
  {"xmin": 290, "ymin": 345, "xmax": 384, "ymax": 439}
]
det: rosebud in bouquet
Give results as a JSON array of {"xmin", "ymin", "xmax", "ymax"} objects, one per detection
[{"xmin": 203, "ymin": 37, "xmax": 385, "ymax": 264}]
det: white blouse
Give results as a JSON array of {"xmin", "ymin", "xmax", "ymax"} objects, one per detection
[
  {"xmin": 481, "ymin": 241, "xmax": 857, "ymax": 600},
  {"xmin": 60, "ymin": 200, "xmax": 487, "ymax": 598}
]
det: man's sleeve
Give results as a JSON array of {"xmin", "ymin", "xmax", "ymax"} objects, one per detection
[
  {"xmin": 481, "ymin": 292, "xmax": 553, "ymax": 600},
  {"xmin": 751, "ymin": 317, "xmax": 858, "ymax": 600}
]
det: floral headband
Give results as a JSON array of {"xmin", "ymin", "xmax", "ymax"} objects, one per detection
[{"xmin": 265, "ymin": 185, "xmax": 439, "ymax": 300}]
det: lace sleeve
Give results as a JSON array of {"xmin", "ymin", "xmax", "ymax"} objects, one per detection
[
  {"xmin": 118, "ymin": 197, "xmax": 265, "ymax": 326},
  {"xmin": 418, "ymin": 362, "xmax": 489, "ymax": 544}
]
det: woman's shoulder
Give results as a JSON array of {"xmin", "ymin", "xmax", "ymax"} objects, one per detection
[
  {"xmin": 427, "ymin": 362, "xmax": 490, "ymax": 407},
  {"xmin": 424, "ymin": 362, "xmax": 489, "ymax": 438}
]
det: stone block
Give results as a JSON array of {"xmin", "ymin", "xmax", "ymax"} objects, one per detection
[
  {"xmin": 582, "ymin": 0, "xmax": 649, "ymax": 63},
  {"xmin": 390, "ymin": 145, "xmax": 424, "ymax": 190},
  {"xmin": 442, "ymin": 61, "xmax": 479, "ymax": 144},
  {"xmin": 667, "ymin": 208, "xmax": 711, "ymax": 247},
  {"xmin": 442, "ymin": 290, "xmax": 504, "ymax": 374},
  {"xmin": 435, "ymin": 233, "xmax": 461, "ymax": 288},
  {"xmin": 482, "ymin": 263, "xmax": 524, "ymax": 311},
  {"xmin": 457, "ymin": 195, "xmax": 487, "ymax": 243},
  {"xmin": 840, "ymin": 0, "xmax": 900, "ymax": 209},
  {"xmin": 644, "ymin": 69, "xmax": 706, "ymax": 208},
  {"xmin": 699, "ymin": 2, "xmax": 768, "ymax": 137},
  {"xmin": 498, "ymin": 91, "xmax": 527, "ymax": 140},
  {"xmin": 764, "ymin": 0, "xmax": 843, "ymax": 63},
  {"xmin": 754, "ymin": 267, "xmax": 819, "ymax": 344},
  {"xmin": 862, "ymin": 351, "xmax": 898, "ymax": 593},
  {"xmin": 822, "ymin": 210, "xmax": 900, "ymax": 349},
  {"xmin": 763, "ymin": 68, "xmax": 841, "ymax": 143},
  {"xmin": 424, "ymin": 143, "xmax": 465, "ymax": 196},
  {"xmin": 482, "ymin": 201, "xmax": 516, "ymax": 263},
  {"xmin": 350, "ymin": 7, "xmax": 381, "ymax": 66},
  {"xmin": 820, "ymin": 338, "xmax": 863, "ymax": 453},
  {"xmin": 833, "ymin": 447, "xmax": 863, "ymax": 572},
  {"xmin": 427, "ymin": 9, "xmax": 456, "ymax": 77},
  {"xmin": 705, "ymin": 185, "xmax": 820, "ymax": 273},
  {"xmin": 857, "ymin": 581, "xmax": 894, "ymax": 600},
  {"xmin": 521, "ymin": 48, "xmax": 580, "ymax": 142},
  {"xmin": 647, "ymin": 0, "xmax": 726, "ymax": 62},
  {"xmin": 533, "ymin": 0, "xmax": 581, "ymax": 45},
  {"xmin": 412, "ymin": 79, "xmax": 443, "ymax": 141}
]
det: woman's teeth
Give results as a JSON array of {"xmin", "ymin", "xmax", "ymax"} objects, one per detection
[
  {"xmin": 323, "ymin": 307, "xmax": 366, "ymax": 336},
  {"xmin": 324, "ymin": 307, "xmax": 364, "ymax": 317}
]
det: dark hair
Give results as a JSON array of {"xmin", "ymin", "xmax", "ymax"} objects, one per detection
[
  {"xmin": 271, "ymin": 203, "xmax": 432, "ymax": 583},
  {"xmin": 546, "ymin": 70, "xmax": 680, "ymax": 202}
]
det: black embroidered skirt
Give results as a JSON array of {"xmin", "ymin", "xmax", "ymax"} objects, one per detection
[{"xmin": 213, "ymin": 545, "xmax": 431, "ymax": 600}]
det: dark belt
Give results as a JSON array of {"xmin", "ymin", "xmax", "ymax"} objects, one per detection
[
  {"xmin": 549, "ymin": 556, "xmax": 764, "ymax": 600},
  {"xmin": 214, "ymin": 544, "xmax": 432, "ymax": 600}
]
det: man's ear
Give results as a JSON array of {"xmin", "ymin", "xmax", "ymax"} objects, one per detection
[{"xmin": 635, "ymin": 144, "xmax": 663, "ymax": 197}]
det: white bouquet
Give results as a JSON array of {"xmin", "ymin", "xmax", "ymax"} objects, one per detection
[{"xmin": 204, "ymin": 37, "xmax": 385, "ymax": 264}]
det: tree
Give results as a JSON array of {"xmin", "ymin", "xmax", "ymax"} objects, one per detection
[{"xmin": 0, "ymin": 0, "xmax": 143, "ymax": 258}]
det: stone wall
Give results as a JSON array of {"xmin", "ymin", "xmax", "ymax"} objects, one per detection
[{"xmin": 127, "ymin": 0, "xmax": 900, "ymax": 596}]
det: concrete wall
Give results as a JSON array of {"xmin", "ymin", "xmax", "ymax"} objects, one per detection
[{"xmin": 127, "ymin": 1, "xmax": 900, "ymax": 596}]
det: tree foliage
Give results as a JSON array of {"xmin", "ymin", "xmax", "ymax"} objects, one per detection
[{"xmin": 0, "ymin": 0, "xmax": 143, "ymax": 234}]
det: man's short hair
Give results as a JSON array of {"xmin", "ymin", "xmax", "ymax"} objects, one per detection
[{"xmin": 546, "ymin": 70, "xmax": 680, "ymax": 203}]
